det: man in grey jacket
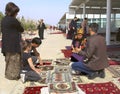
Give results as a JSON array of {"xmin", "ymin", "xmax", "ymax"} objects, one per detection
[{"xmin": 71, "ymin": 23, "xmax": 109, "ymax": 79}]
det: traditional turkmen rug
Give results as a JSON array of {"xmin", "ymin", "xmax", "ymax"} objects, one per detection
[
  {"xmin": 78, "ymin": 81, "xmax": 120, "ymax": 94},
  {"xmin": 107, "ymin": 65, "xmax": 120, "ymax": 78}
]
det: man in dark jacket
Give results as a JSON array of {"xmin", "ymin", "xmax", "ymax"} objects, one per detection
[
  {"xmin": 71, "ymin": 23, "xmax": 109, "ymax": 79},
  {"xmin": 1, "ymin": 2, "xmax": 24, "ymax": 80},
  {"xmin": 67, "ymin": 17, "xmax": 78, "ymax": 39},
  {"xmin": 37, "ymin": 19, "xmax": 46, "ymax": 39}
]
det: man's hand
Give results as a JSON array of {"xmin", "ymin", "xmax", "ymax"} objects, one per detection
[
  {"xmin": 72, "ymin": 46, "xmax": 82, "ymax": 53},
  {"xmin": 35, "ymin": 68, "xmax": 42, "ymax": 74},
  {"xmin": 39, "ymin": 61, "xmax": 43, "ymax": 65}
]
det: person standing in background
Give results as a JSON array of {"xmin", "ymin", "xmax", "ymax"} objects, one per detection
[
  {"xmin": 1, "ymin": 2, "xmax": 24, "ymax": 80},
  {"xmin": 67, "ymin": 17, "xmax": 78, "ymax": 39},
  {"xmin": 116, "ymin": 27, "xmax": 120, "ymax": 41},
  {"xmin": 81, "ymin": 18, "xmax": 88, "ymax": 37},
  {"xmin": 37, "ymin": 19, "xmax": 46, "ymax": 39}
]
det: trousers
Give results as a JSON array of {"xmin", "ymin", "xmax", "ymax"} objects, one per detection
[{"xmin": 72, "ymin": 61, "xmax": 95, "ymax": 75}]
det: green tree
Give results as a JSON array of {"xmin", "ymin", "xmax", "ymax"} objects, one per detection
[
  {"xmin": 20, "ymin": 16, "xmax": 37, "ymax": 31},
  {"xmin": 0, "ymin": 12, "xmax": 4, "ymax": 33}
]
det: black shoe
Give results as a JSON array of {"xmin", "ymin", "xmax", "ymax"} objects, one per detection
[
  {"xmin": 98, "ymin": 70, "xmax": 105, "ymax": 78},
  {"xmin": 88, "ymin": 72, "xmax": 98, "ymax": 79}
]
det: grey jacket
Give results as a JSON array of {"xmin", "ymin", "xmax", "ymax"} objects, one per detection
[{"xmin": 78, "ymin": 34, "xmax": 109, "ymax": 70}]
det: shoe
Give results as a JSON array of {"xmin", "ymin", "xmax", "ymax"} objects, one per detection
[
  {"xmin": 75, "ymin": 71, "xmax": 81, "ymax": 75},
  {"xmin": 71, "ymin": 70, "xmax": 76, "ymax": 74},
  {"xmin": 98, "ymin": 70, "xmax": 105, "ymax": 78},
  {"xmin": 88, "ymin": 70, "xmax": 105, "ymax": 79},
  {"xmin": 20, "ymin": 73, "xmax": 26, "ymax": 83},
  {"xmin": 38, "ymin": 78, "xmax": 46, "ymax": 84},
  {"xmin": 88, "ymin": 72, "xmax": 98, "ymax": 79}
]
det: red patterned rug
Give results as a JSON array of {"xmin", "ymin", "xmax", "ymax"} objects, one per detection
[
  {"xmin": 35, "ymin": 59, "xmax": 52, "ymax": 68},
  {"xmin": 61, "ymin": 49, "xmax": 72, "ymax": 58},
  {"xmin": 78, "ymin": 82, "xmax": 120, "ymax": 94},
  {"xmin": 23, "ymin": 86, "xmax": 46, "ymax": 94}
]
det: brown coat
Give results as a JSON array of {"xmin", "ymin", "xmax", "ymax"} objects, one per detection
[{"xmin": 78, "ymin": 34, "xmax": 109, "ymax": 70}]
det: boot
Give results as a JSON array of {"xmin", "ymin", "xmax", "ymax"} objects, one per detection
[
  {"xmin": 88, "ymin": 72, "xmax": 98, "ymax": 79},
  {"xmin": 98, "ymin": 69, "xmax": 105, "ymax": 78}
]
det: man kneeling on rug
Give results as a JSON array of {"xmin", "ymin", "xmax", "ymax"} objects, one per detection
[{"xmin": 71, "ymin": 23, "xmax": 109, "ymax": 79}]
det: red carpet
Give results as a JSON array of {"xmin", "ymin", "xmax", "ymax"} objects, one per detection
[
  {"xmin": 109, "ymin": 60, "xmax": 120, "ymax": 65},
  {"xmin": 61, "ymin": 49, "xmax": 72, "ymax": 58},
  {"xmin": 78, "ymin": 82, "xmax": 120, "ymax": 94},
  {"xmin": 23, "ymin": 86, "xmax": 46, "ymax": 94},
  {"xmin": 35, "ymin": 60, "xmax": 52, "ymax": 68},
  {"xmin": 50, "ymin": 32, "xmax": 64, "ymax": 34},
  {"xmin": 0, "ymin": 40, "xmax": 1, "ymax": 48}
]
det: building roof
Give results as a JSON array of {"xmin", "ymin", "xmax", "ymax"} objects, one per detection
[{"xmin": 69, "ymin": 0, "xmax": 120, "ymax": 14}]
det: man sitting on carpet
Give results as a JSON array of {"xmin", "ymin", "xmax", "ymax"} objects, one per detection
[{"xmin": 71, "ymin": 23, "xmax": 109, "ymax": 79}]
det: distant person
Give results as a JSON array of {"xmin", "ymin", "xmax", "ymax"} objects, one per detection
[
  {"xmin": 67, "ymin": 17, "xmax": 78, "ymax": 39},
  {"xmin": 21, "ymin": 41, "xmax": 42, "ymax": 83},
  {"xmin": 1, "ymin": 2, "xmax": 24, "ymax": 80},
  {"xmin": 71, "ymin": 23, "xmax": 109, "ymax": 79},
  {"xmin": 81, "ymin": 18, "xmax": 88, "ymax": 37},
  {"xmin": 116, "ymin": 28, "xmax": 120, "ymax": 41},
  {"xmin": 37, "ymin": 19, "xmax": 46, "ymax": 39}
]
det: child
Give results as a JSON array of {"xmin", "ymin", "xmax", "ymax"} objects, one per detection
[
  {"xmin": 20, "ymin": 41, "xmax": 42, "ymax": 83},
  {"xmin": 71, "ymin": 33, "xmax": 86, "ymax": 51},
  {"xmin": 71, "ymin": 33, "xmax": 86, "ymax": 62}
]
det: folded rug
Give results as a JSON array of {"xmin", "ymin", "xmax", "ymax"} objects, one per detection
[{"xmin": 61, "ymin": 49, "xmax": 72, "ymax": 58}]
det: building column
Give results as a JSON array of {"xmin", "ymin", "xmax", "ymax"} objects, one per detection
[
  {"xmin": 112, "ymin": 13, "xmax": 116, "ymax": 30},
  {"xmin": 106, "ymin": 0, "xmax": 111, "ymax": 45},
  {"xmin": 83, "ymin": 3, "xmax": 86, "ymax": 19}
]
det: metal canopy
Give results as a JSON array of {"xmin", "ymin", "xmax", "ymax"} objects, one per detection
[
  {"xmin": 58, "ymin": 13, "xmax": 66, "ymax": 24},
  {"xmin": 69, "ymin": 0, "xmax": 120, "ymax": 14},
  {"xmin": 75, "ymin": 7, "xmax": 120, "ymax": 14}
]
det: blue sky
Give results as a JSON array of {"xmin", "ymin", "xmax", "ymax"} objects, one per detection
[{"xmin": 0, "ymin": 0, "xmax": 71, "ymax": 25}]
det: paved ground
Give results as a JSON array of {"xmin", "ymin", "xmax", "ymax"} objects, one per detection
[{"xmin": 0, "ymin": 30, "xmax": 119, "ymax": 94}]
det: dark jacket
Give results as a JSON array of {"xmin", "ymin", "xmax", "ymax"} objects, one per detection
[
  {"xmin": 1, "ymin": 16, "xmax": 24, "ymax": 55},
  {"xmin": 78, "ymin": 34, "xmax": 109, "ymax": 70},
  {"xmin": 37, "ymin": 23, "xmax": 46, "ymax": 31},
  {"xmin": 69, "ymin": 20, "xmax": 77, "ymax": 33}
]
